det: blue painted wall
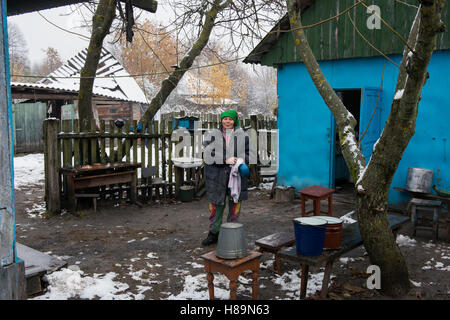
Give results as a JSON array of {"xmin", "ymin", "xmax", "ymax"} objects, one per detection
[{"xmin": 277, "ymin": 50, "xmax": 450, "ymax": 205}]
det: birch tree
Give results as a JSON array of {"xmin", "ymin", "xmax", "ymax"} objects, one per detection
[{"xmin": 286, "ymin": 0, "xmax": 445, "ymax": 296}]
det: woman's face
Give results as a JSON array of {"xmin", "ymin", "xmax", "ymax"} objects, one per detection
[{"xmin": 222, "ymin": 116, "xmax": 235, "ymax": 129}]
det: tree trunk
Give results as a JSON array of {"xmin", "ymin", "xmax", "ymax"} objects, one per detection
[
  {"xmin": 139, "ymin": 0, "xmax": 232, "ymax": 123},
  {"xmin": 78, "ymin": 0, "xmax": 117, "ymax": 121},
  {"xmin": 286, "ymin": 0, "xmax": 445, "ymax": 296}
]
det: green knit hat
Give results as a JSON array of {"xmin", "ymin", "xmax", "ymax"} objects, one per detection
[{"xmin": 220, "ymin": 109, "xmax": 239, "ymax": 126}]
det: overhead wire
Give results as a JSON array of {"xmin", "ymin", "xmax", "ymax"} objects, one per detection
[
  {"xmin": 36, "ymin": 11, "xmax": 90, "ymax": 41},
  {"xmin": 347, "ymin": 12, "xmax": 401, "ymax": 69},
  {"xmin": 17, "ymin": 0, "xmax": 414, "ymax": 80}
]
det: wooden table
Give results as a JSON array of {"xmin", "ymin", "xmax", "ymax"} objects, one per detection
[
  {"xmin": 200, "ymin": 250, "xmax": 262, "ymax": 300},
  {"xmin": 394, "ymin": 187, "xmax": 450, "ymax": 240},
  {"xmin": 277, "ymin": 214, "xmax": 409, "ymax": 299},
  {"xmin": 394, "ymin": 187, "xmax": 450, "ymax": 209},
  {"xmin": 60, "ymin": 162, "xmax": 141, "ymax": 212},
  {"xmin": 299, "ymin": 185, "xmax": 335, "ymax": 217}
]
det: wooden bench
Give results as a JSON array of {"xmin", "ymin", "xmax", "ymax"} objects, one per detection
[
  {"xmin": 278, "ymin": 214, "xmax": 409, "ymax": 299},
  {"xmin": 255, "ymin": 232, "xmax": 295, "ymax": 274}
]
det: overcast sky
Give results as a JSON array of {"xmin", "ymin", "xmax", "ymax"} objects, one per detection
[{"xmin": 7, "ymin": 4, "xmax": 172, "ymax": 66}]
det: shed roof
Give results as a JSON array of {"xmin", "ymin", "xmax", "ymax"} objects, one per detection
[
  {"xmin": 244, "ymin": 0, "xmax": 450, "ymax": 66},
  {"xmin": 31, "ymin": 47, "xmax": 149, "ymax": 104}
]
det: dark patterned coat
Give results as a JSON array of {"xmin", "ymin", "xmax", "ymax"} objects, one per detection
[{"xmin": 203, "ymin": 126, "xmax": 250, "ymax": 205}]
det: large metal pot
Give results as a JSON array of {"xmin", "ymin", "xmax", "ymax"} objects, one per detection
[
  {"xmin": 216, "ymin": 223, "xmax": 248, "ymax": 259},
  {"xmin": 406, "ymin": 167, "xmax": 433, "ymax": 193}
]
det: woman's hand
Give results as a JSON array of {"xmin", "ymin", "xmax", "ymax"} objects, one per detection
[{"xmin": 226, "ymin": 157, "xmax": 238, "ymax": 165}]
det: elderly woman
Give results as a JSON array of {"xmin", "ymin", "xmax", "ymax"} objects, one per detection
[{"xmin": 201, "ymin": 110, "xmax": 250, "ymax": 246}]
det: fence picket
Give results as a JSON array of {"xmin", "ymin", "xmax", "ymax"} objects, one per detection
[
  {"xmin": 90, "ymin": 119, "xmax": 97, "ymax": 164},
  {"xmin": 73, "ymin": 119, "xmax": 80, "ymax": 167},
  {"xmin": 100, "ymin": 120, "xmax": 106, "ymax": 164},
  {"xmin": 125, "ymin": 120, "xmax": 131, "ymax": 163},
  {"xmin": 154, "ymin": 120, "xmax": 159, "ymax": 176},
  {"xmin": 62, "ymin": 119, "xmax": 72, "ymax": 168},
  {"xmin": 117, "ymin": 123, "xmax": 123, "ymax": 163},
  {"xmin": 109, "ymin": 120, "xmax": 115, "ymax": 162}
]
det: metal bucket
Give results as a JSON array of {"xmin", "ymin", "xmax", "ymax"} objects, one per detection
[
  {"xmin": 317, "ymin": 216, "xmax": 343, "ymax": 250},
  {"xmin": 216, "ymin": 223, "xmax": 248, "ymax": 259},
  {"xmin": 292, "ymin": 217, "xmax": 327, "ymax": 256},
  {"xmin": 406, "ymin": 167, "xmax": 433, "ymax": 193}
]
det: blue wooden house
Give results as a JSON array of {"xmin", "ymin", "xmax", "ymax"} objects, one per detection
[{"xmin": 244, "ymin": 0, "xmax": 450, "ymax": 207}]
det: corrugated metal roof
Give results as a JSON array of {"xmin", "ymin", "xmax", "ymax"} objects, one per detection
[{"xmin": 34, "ymin": 47, "xmax": 149, "ymax": 104}]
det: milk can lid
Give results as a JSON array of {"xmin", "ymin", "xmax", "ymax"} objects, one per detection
[{"xmin": 316, "ymin": 216, "xmax": 343, "ymax": 224}]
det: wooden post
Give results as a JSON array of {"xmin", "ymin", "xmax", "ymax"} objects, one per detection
[
  {"xmin": 43, "ymin": 119, "xmax": 61, "ymax": 214},
  {"xmin": 249, "ymin": 115, "xmax": 260, "ymax": 187},
  {"xmin": 0, "ymin": 1, "xmax": 26, "ymax": 299},
  {"xmin": 168, "ymin": 119, "xmax": 173, "ymax": 196}
]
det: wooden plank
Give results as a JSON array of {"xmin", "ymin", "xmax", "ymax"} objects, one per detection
[
  {"xmin": 161, "ymin": 119, "xmax": 166, "ymax": 181},
  {"xmin": 0, "ymin": 260, "xmax": 26, "ymax": 299},
  {"xmin": 90, "ymin": 119, "xmax": 97, "ymax": 164},
  {"xmin": 343, "ymin": 0, "xmax": 354, "ymax": 58},
  {"xmin": 73, "ymin": 172, "xmax": 135, "ymax": 189},
  {"xmin": 380, "ymin": 0, "xmax": 393, "ymax": 56},
  {"xmin": 81, "ymin": 119, "xmax": 89, "ymax": 165},
  {"xmin": 168, "ymin": 119, "xmax": 173, "ymax": 193},
  {"xmin": 100, "ymin": 120, "xmax": 106, "ymax": 164},
  {"xmin": 148, "ymin": 120, "xmax": 153, "ymax": 168},
  {"xmin": 73, "ymin": 119, "xmax": 80, "ymax": 167},
  {"xmin": 132, "ymin": 120, "xmax": 138, "ymax": 165},
  {"xmin": 117, "ymin": 123, "xmax": 123, "ymax": 162},
  {"xmin": 62, "ymin": 119, "xmax": 72, "ymax": 168},
  {"xmin": 140, "ymin": 121, "xmax": 146, "ymax": 180},
  {"xmin": 109, "ymin": 120, "xmax": 115, "ymax": 162},
  {"xmin": 44, "ymin": 119, "xmax": 60, "ymax": 214},
  {"xmin": 154, "ymin": 120, "xmax": 159, "ymax": 176},
  {"xmin": 354, "ymin": 0, "xmax": 366, "ymax": 58},
  {"xmin": 125, "ymin": 119, "xmax": 131, "ymax": 163}
]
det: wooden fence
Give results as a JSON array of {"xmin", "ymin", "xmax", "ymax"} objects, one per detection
[
  {"xmin": 13, "ymin": 102, "xmax": 47, "ymax": 154},
  {"xmin": 43, "ymin": 113, "xmax": 277, "ymax": 214}
]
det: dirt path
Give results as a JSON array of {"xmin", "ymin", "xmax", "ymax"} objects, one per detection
[{"xmin": 14, "ymin": 184, "xmax": 450, "ymax": 300}]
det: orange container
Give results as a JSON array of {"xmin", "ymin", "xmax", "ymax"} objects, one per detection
[{"xmin": 317, "ymin": 217, "xmax": 343, "ymax": 249}]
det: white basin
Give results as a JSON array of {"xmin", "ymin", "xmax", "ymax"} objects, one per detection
[{"xmin": 171, "ymin": 157, "xmax": 203, "ymax": 168}]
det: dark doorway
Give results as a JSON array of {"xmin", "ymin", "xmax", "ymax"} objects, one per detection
[{"xmin": 333, "ymin": 89, "xmax": 361, "ymax": 187}]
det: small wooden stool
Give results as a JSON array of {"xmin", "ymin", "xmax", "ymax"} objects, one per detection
[
  {"xmin": 74, "ymin": 193, "xmax": 99, "ymax": 212},
  {"xmin": 255, "ymin": 232, "xmax": 295, "ymax": 274},
  {"xmin": 201, "ymin": 250, "xmax": 261, "ymax": 300},
  {"xmin": 299, "ymin": 185, "xmax": 334, "ymax": 217},
  {"xmin": 410, "ymin": 198, "xmax": 442, "ymax": 241}
]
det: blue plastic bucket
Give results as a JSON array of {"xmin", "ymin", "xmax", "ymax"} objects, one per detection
[{"xmin": 293, "ymin": 217, "xmax": 327, "ymax": 256}]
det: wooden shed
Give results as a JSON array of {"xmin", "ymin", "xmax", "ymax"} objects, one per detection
[
  {"xmin": 244, "ymin": 0, "xmax": 450, "ymax": 207},
  {"xmin": 10, "ymin": 47, "xmax": 155, "ymax": 153}
]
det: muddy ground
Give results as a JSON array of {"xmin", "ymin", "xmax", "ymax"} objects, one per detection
[{"xmin": 14, "ymin": 182, "xmax": 450, "ymax": 300}]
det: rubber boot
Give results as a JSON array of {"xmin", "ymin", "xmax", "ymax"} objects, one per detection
[{"xmin": 201, "ymin": 231, "xmax": 219, "ymax": 246}]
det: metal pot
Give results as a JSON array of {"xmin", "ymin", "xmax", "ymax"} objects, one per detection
[
  {"xmin": 406, "ymin": 167, "xmax": 433, "ymax": 193},
  {"xmin": 216, "ymin": 223, "xmax": 248, "ymax": 259}
]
